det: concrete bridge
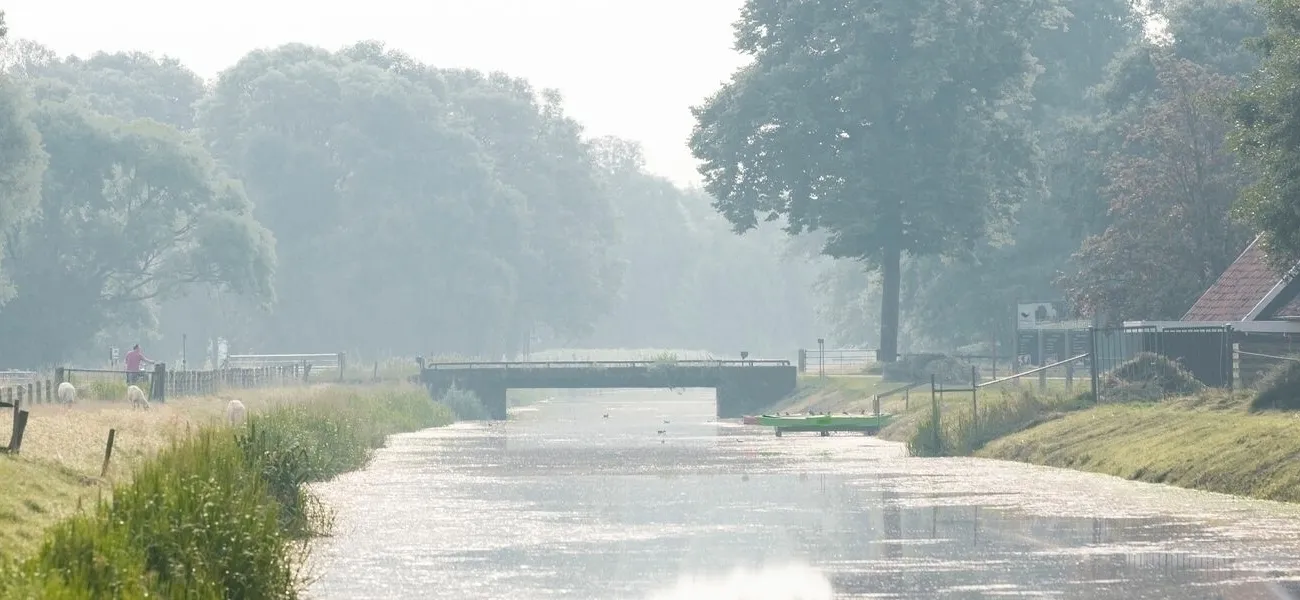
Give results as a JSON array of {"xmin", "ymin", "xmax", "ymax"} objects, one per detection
[{"xmin": 419, "ymin": 359, "xmax": 798, "ymax": 420}]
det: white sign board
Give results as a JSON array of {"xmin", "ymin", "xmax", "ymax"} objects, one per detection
[{"xmin": 1017, "ymin": 302, "xmax": 1063, "ymax": 328}]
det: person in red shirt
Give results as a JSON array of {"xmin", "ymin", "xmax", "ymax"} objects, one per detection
[{"xmin": 125, "ymin": 344, "xmax": 153, "ymax": 385}]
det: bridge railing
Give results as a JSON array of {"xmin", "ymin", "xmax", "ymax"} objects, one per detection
[{"xmin": 420, "ymin": 359, "xmax": 791, "ymax": 370}]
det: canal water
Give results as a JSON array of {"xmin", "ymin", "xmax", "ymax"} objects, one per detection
[{"xmin": 305, "ymin": 390, "xmax": 1300, "ymax": 599}]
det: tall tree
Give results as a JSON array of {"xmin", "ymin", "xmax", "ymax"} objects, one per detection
[
  {"xmin": 1064, "ymin": 56, "xmax": 1249, "ymax": 318},
  {"xmin": 0, "ymin": 12, "xmax": 47, "ymax": 306},
  {"xmin": 1230, "ymin": 0, "xmax": 1300, "ymax": 268},
  {"xmin": 0, "ymin": 101, "xmax": 274, "ymax": 366},
  {"xmin": 690, "ymin": 0, "xmax": 1052, "ymax": 361}
]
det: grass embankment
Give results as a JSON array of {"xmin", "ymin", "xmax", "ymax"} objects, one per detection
[
  {"xmin": 773, "ymin": 374, "xmax": 1082, "ymax": 444},
  {"xmin": 0, "ymin": 384, "xmax": 453, "ymax": 598},
  {"xmin": 980, "ymin": 392, "xmax": 1300, "ymax": 503}
]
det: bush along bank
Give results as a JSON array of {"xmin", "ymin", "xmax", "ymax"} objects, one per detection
[
  {"xmin": 0, "ymin": 385, "xmax": 453, "ymax": 599},
  {"xmin": 907, "ymin": 352, "xmax": 1206, "ymax": 458},
  {"xmin": 914, "ymin": 353, "xmax": 1300, "ymax": 505},
  {"xmin": 906, "ymin": 388, "xmax": 1093, "ymax": 457}
]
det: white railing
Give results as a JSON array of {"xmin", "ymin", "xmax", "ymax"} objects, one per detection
[
  {"xmin": 225, "ymin": 353, "xmax": 346, "ymax": 372},
  {"xmin": 0, "ymin": 370, "xmax": 37, "ymax": 386}
]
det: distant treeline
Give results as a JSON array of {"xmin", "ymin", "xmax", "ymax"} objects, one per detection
[{"xmin": 0, "ymin": 18, "xmax": 821, "ymax": 367}]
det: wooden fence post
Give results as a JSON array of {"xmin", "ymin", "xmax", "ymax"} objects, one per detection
[
  {"xmin": 8, "ymin": 410, "xmax": 29, "ymax": 453},
  {"xmin": 54, "ymin": 367, "xmax": 66, "ymax": 384},
  {"xmin": 930, "ymin": 374, "xmax": 940, "ymax": 454},
  {"xmin": 101, "ymin": 429, "xmax": 116, "ymax": 478},
  {"xmin": 150, "ymin": 363, "xmax": 167, "ymax": 403},
  {"xmin": 44, "ymin": 380, "xmax": 51, "ymax": 403}
]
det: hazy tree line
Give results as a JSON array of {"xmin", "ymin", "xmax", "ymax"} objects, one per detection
[
  {"xmin": 692, "ymin": 0, "xmax": 1295, "ymax": 359},
  {"xmin": 0, "ymin": 16, "xmax": 822, "ymax": 367}
]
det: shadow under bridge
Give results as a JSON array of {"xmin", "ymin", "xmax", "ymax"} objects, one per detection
[{"xmin": 418, "ymin": 359, "xmax": 797, "ymax": 420}]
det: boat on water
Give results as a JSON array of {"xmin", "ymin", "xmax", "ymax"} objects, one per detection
[{"xmin": 755, "ymin": 413, "xmax": 894, "ymax": 437}]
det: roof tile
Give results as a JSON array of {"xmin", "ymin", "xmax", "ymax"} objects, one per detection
[{"xmin": 1182, "ymin": 237, "xmax": 1282, "ymax": 321}]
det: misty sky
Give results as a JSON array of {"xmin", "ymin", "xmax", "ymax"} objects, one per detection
[{"xmin": 3, "ymin": 0, "xmax": 749, "ymax": 187}]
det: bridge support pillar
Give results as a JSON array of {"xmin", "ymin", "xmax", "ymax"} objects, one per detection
[
  {"xmin": 715, "ymin": 366, "xmax": 797, "ymax": 418},
  {"xmin": 469, "ymin": 384, "xmax": 508, "ymax": 421}
]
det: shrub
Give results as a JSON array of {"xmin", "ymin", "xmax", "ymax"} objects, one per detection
[
  {"xmin": 1250, "ymin": 360, "xmax": 1300, "ymax": 412},
  {"xmin": 882, "ymin": 353, "xmax": 978, "ymax": 385},
  {"xmin": 0, "ymin": 384, "xmax": 454, "ymax": 599},
  {"xmin": 81, "ymin": 379, "xmax": 128, "ymax": 402},
  {"xmin": 1100, "ymin": 352, "xmax": 1204, "ymax": 401},
  {"xmin": 908, "ymin": 390, "xmax": 1091, "ymax": 457},
  {"xmin": 3, "ymin": 431, "xmax": 295, "ymax": 599},
  {"xmin": 439, "ymin": 385, "xmax": 488, "ymax": 421}
]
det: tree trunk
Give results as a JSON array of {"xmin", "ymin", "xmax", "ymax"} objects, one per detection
[{"xmin": 878, "ymin": 240, "xmax": 902, "ymax": 363}]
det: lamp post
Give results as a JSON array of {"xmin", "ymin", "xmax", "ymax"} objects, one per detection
[{"xmin": 817, "ymin": 338, "xmax": 825, "ymax": 378}]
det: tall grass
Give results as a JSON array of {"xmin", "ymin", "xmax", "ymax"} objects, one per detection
[
  {"xmin": 0, "ymin": 385, "xmax": 453, "ymax": 599},
  {"xmin": 438, "ymin": 386, "xmax": 488, "ymax": 421},
  {"xmin": 908, "ymin": 389, "xmax": 1091, "ymax": 457}
]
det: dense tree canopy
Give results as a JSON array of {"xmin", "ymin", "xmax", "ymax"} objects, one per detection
[
  {"xmin": 691, "ymin": 0, "xmax": 1054, "ymax": 361},
  {"xmin": 0, "ymin": 30, "xmax": 825, "ymax": 366},
  {"xmin": 0, "ymin": 100, "xmax": 274, "ymax": 366},
  {"xmin": 0, "ymin": 0, "xmax": 1287, "ymax": 367},
  {"xmin": 1231, "ymin": 0, "xmax": 1300, "ymax": 269}
]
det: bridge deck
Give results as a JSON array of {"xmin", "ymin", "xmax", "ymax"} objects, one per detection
[
  {"xmin": 421, "ymin": 359, "xmax": 790, "ymax": 370},
  {"xmin": 418, "ymin": 359, "xmax": 797, "ymax": 420}
]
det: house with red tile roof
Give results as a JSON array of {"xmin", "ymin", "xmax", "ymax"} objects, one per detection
[
  {"xmin": 1175, "ymin": 234, "xmax": 1300, "ymax": 385},
  {"xmin": 1182, "ymin": 235, "xmax": 1300, "ymax": 323}
]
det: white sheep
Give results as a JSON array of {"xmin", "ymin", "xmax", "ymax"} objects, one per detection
[
  {"xmin": 126, "ymin": 384, "xmax": 149, "ymax": 409},
  {"xmin": 56, "ymin": 381, "xmax": 76, "ymax": 404},
  {"xmin": 225, "ymin": 399, "xmax": 246, "ymax": 426}
]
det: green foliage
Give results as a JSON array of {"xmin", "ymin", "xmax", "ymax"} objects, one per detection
[
  {"xmin": 1061, "ymin": 56, "xmax": 1249, "ymax": 320},
  {"xmin": 1249, "ymin": 359, "xmax": 1300, "ymax": 412},
  {"xmin": 1101, "ymin": 352, "xmax": 1206, "ymax": 401},
  {"xmin": 0, "ymin": 385, "xmax": 451, "ymax": 599},
  {"xmin": 194, "ymin": 43, "xmax": 621, "ymax": 358},
  {"xmin": 439, "ymin": 386, "xmax": 488, "ymax": 421},
  {"xmin": 881, "ymin": 354, "xmax": 977, "ymax": 385},
  {"xmin": 691, "ymin": 0, "xmax": 1053, "ymax": 359},
  {"xmin": 81, "ymin": 379, "xmax": 127, "ymax": 402},
  {"xmin": 0, "ymin": 100, "xmax": 275, "ymax": 366},
  {"xmin": 1230, "ymin": 0, "xmax": 1300, "ymax": 269},
  {"xmin": 0, "ymin": 70, "xmax": 46, "ymax": 307},
  {"xmin": 909, "ymin": 390, "xmax": 1092, "ymax": 457}
]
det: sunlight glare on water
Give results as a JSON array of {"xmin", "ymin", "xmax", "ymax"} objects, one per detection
[
  {"xmin": 306, "ymin": 389, "xmax": 1300, "ymax": 599},
  {"xmin": 644, "ymin": 563, "xmax": 833, "ymax": 600}
]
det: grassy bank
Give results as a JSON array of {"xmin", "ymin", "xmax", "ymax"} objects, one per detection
[
  {"xmin": 906, "ymin": 388, "xmax": 1092, "ymax": 457},
  {"xmin": 979, "ymin": 392, "xmax": 1300, "ymax": 503},
  {"xmin": 772, "ymin": 374, "xmax": 1081, "ymax": 444},
  {"xmin": 0, "ymin": 384, "xmax": 452, "ymax": 597}
]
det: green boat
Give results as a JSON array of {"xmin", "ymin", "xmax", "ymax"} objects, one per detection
[{"xmin": 756, "ymin": 413, "xmax": 894, "ymax": 437}]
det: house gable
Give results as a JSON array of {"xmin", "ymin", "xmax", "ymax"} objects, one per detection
[{"xmin": 1182, "ymin": 235, "xmax": 1300, "ymax": 322}]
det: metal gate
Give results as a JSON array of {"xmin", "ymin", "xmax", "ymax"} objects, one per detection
[{"xmin": 1088, "ymin": 325, "xmax": 1232, "ymax": 392}]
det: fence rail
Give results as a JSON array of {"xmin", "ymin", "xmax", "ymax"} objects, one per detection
[
  {"xmin": 420, "ymin": 359, "xmax": 791, "ymax": 370},
  {"xmin": 798, "ymin": 348, "xmax": 874, "ymax": 374},
  {"xmin": 1, "ymin": 360, "xmax": 337, "ymax": 409}
]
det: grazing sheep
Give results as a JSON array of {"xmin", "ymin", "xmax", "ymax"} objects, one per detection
[
  {"xmin": 225, "ymin": 399, "xmax": 246, "ymax": 426},
  {"xmin": 56, "ymin": 381, "xmax": 76, "ymax": 404},
  {"xmin": 126, "ymin": 385, "xmax": 149, "ymax": 409}
]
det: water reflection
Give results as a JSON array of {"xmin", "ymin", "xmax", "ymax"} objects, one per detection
[{"xmin": 306, "ymin": 390, "xmax": 1300, "ymax": 599}]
